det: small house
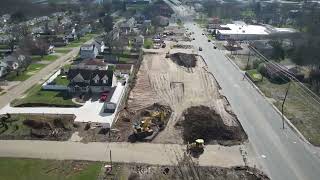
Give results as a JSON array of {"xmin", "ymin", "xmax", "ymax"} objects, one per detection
[
  {"xmin": 134, "ymin": 35, "xmax": 144, "ymax": 48},
  {"xmin": 80, "ymin": 44, "xmax": 99, "ymax": 59}
]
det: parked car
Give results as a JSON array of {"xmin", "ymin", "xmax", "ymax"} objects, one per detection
[
  {"xmin": 213, "ymin": 46, "xmax": 217, "ymax": 49},
  {"xmin": 199, "ymin": 47, "xmax": 202, "ymax": 51},
  {"xmin": 100, "ymin": 92, "xmax": 109, "ymax": 102},
  {"xmin": 208, "ymin": 39, "xmax": 211, "ymax": 42}
]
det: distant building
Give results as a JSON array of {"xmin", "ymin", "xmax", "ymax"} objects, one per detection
[
  {"xmin": 216, "ymin": 21, "xmax": 297, "ymax": 40},
  {"xmin": 80, "ymin": 44, "xmax": 99, "ymax": 59}
]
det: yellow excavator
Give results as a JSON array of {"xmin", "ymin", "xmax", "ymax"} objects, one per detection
[
  {"xmin": 150, "ymin": 111, "xmax": 166, "ymax": 130},
  {"xmin": 129, "ymin": 110, "xmax": 167, "ymax": 142},
  {"xmin": 187, "ymin": 139, "xmax": 205, "ymax": 157},
  {"xmin": 132, "ymin": 117, "xmax": 154, "ymax": 140}
]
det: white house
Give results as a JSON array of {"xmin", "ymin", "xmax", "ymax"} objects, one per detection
[{"xmin": 80, "ymin": 44, "xmax": 99, "ymax": 59}]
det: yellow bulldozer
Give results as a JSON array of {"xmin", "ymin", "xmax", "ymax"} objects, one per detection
[{"xmin": 187, "ymin": 139, "xmax": 205, "ymax": 157}]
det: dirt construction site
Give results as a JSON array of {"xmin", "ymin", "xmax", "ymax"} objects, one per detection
[{"xmin": 112, "ymin": 35, "xmax": 247, "ymax": 145}]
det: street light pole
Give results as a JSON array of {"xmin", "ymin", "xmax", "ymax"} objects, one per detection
[{"xmin": 281, "ymin": 81, "xmax": 291, "ymax": 129}]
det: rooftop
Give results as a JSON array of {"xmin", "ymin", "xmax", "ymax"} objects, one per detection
[{"xmin": 218, "ymin": 24, "xmax": 269, "ymax": 35}]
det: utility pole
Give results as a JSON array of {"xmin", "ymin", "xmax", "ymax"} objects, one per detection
[
  {"xmin": 281, "ymin": 81, "xmax": 291, "ymax": 129},
  {"xmin": 242, "ymin": 51, "xmax": 251, "ymax": 80},
  {"xmin": 245, "ymin": 51, "xmax": 251, "ymax": 70}
]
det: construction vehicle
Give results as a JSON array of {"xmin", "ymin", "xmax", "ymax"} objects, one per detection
[
  {"xmin": 151, "ymin": 111, "xmax": 166, "ymax": 130},
  {"xmin": 132, "ymin": 117, "xmax": 154, "ymax": 140},
  {"xmin": 187, "ymin": 139, "xmax": 205, "ymax": 157},
  {"xmin": 129, "ymin": 110, "xmax": 166, "ymax": 142}
]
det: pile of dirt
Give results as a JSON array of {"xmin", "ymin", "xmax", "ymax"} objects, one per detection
[
  {"xmin": 111, "ymin": 103, "xmax": 172, "ymax": 142},
  {"xmin": 178, "ymin": 106, "xmax": 247, "ymax": 146},
  {"xmin": 23, "ymin": 116, "xmax": 74, "ymax": 140},
  {"xmin": 170, "ymin": 53, "xmax": 197, "ymax": 68},
  {"xmin": 0, "ymin": 114, "xmax": 75, "ymax": 141}
]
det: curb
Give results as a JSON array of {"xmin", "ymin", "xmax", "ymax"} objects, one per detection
[
  {"xmin": 245, "ymin": 76, "xmax": 311, "ymax": 145},
  {"xmin": 224, "ymin": 55, "xmax": 311, "ymax": 145}
]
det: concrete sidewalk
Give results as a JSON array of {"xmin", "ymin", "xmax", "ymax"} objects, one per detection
[{"xmin": 0, "ymin": 140, "xmax": 252, "ymax": 167}]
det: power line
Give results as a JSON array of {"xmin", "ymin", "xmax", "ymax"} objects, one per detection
[{"xmin": 248, "ymin": 45, "xmax": 320, "ymax": 106}]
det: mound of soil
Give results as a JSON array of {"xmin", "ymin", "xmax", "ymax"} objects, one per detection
[
  {"xmin": 170, "ymin": 53, "xmax": 197, "ymax": 68},
  {"xmin": 109, "ymin": 103, "xmax": 172, "ymax": 142},
  {"xmin": 180, "ymin": 106, "xmax": 247, "ymax": 145}
]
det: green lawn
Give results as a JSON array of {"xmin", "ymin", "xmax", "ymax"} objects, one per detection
[
  {"xmin": 12, "ymin": 85, "xmax": 79, "ymax": 107},
  {"xmin": 55, "ymin": 48, "xmax": 72, "ymax": 54},
  {"xmin": 31, "ymin": 55, "xmax": 43, "ymax": 62},
  {"xmin": 43, "ymin": 55, "xmax": 59, "ymax": 61},
  {"xmin": 6, "ymin": 63, "xmax": 46, "ymax": 81},
  {"xmin": 66, "ymin": 34, "xmax": 97, "ymax": 48},
  {"xmin": 0, "ymin": 44, "xmax": 10, "ymax": 49},
  {"xmin": 53, "ymin": 75, "xmax": 69, "ymax": 86},
  {"xmin": 0, "ymin": 158, "xmax": 102, "ymax": 180},
  {"xmin": 246, "ymin": 69, "xmax": 262, "ymax": 82},
  {"xmin": 143, "ymin": 38, "xmax": 153, "ymax": 49}
]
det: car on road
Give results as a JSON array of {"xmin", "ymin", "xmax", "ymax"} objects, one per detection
[
  {"xmin": 193, "ymin": 37, "xmax": 195, "ymax": 40},
  {"xmin": 202, "ymin": 33, "xmax": 204, "ymax": 35},
  {"xmin": 213, "ymin": 46, "xmax": 217, "ymax": 49},
  {"xmin": 208, "ymin": 39, "xmax": 211, "ymax": 42},
  {"xmin": 199, "ymin": 47, "xmax": 202, "ymax": 51},
  {"xmin": 100, "ymin": 92, "xmax": 109, "ymax": 102}
]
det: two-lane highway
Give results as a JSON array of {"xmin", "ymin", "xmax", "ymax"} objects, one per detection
[{"xmin": 165, "ymin": 1, "xmax": 320, "ymax": 180}]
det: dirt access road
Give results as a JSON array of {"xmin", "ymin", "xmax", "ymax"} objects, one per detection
[{"xmin": 0, "ymin": 39, "xmax": 94, "ymax": 109}]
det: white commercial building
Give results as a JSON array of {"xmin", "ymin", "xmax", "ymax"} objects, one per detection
[{"xmin": 216, "ymin": 21, "xmax": 297, "ymax": 40}]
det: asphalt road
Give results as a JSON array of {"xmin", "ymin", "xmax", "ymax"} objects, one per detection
[{"xmin": 166, "ymin": 1, "xmax": 320, "ymax": 180}]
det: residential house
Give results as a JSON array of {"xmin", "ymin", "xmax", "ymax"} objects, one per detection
[
  {"xmin": 52, "ymin": 36, "xmax": 69, "ymax": 47},
  {"xmin": 0, "ymin": 59, "xmax": 8, "ymax": 78},
  {"xmin": 64, "ymin": 33, "xmax": 78, "ymax": 42},
  {"xmin": 67, "ymin": 62, "xmax": 114, "ymax": 93},
  {"xmin": 3, "ymin": 53, "xmax": 31, "ymax": 70},
  {"xmin": 120, "ymin": 18, "xmax": 136, "ymax": 35},
  {"xmin": 133, "ymin": 35, "xmax": 144, "ymax": 48},
  {"xmin": 77, "ymin": 25, "xmax": 92, "ymax": 37},
  {"xmin": 0, "ymin": 35, "xmax": 10, "ymax": 44},
  {"xmin": 154, "ymin": 16, "xmax": 169, "ymax": 27},
  {"xmin": 80, "ymin": 44, "xmax": 99, "ymax": 59},
  {"xmin": 115, "ymin": 64, "xmax": 133, "ymax": 75}
]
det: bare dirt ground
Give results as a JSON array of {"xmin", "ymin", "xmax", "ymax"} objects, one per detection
[
  {"xmin": 112, "ymin": 39, "xmax": 247, "ymax": 145},
  {"xmin": 102, "ymin": 154, "xmax": 268, "ymax": 180}
]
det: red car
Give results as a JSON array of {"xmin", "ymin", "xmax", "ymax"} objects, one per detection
[{"xmin": 100, "ymin": 92, "xmax": 108, "ymax": 102}]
